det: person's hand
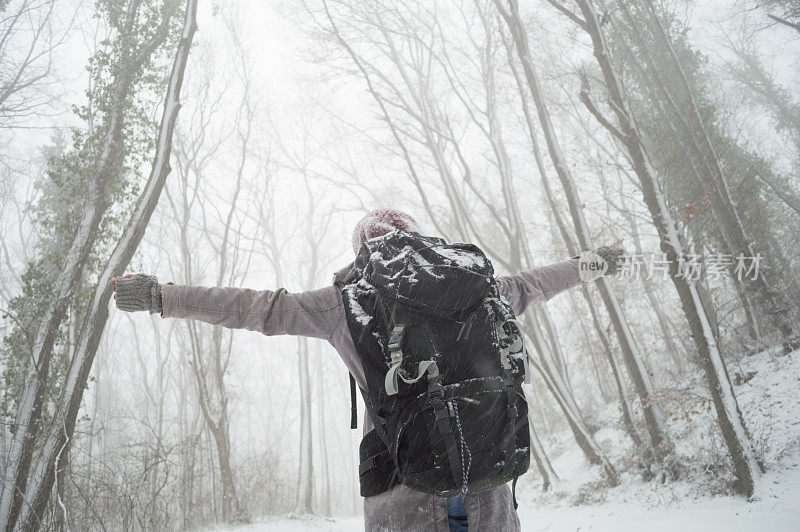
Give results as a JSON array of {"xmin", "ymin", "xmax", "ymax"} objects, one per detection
[
  {"xmin": 110, "ymin": 273, "xmax": 162, "ymax": 314},
  {"xmin": 594, "ymin": 245, "xmax": 626, "ymax": 276},
  {"xmin": 110, "ymin": 274, "xmax": 133, "ymax": 300},
  {"xmin": 576, "ymin": 245, "xmax": 627, "ymax": 282}
]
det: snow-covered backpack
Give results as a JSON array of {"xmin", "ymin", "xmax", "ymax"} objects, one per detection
[{"xmin": 338, "ymin": 230, "xmax": 531, "ymax": 500}]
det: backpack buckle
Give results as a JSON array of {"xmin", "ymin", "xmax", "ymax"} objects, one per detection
[
  {"xmin": 426, "ymin": 365, "xmax": 444, "ymax": 399},
  {"xmin": 385, "ymin": 325, "xmax": 406, "ymax": 396},
  {"xmin": 387, "ymin": 324, "xmax": 405, "ymax": 355}
]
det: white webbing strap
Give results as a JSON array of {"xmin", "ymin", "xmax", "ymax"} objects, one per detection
[
  {"xmin": 385, "ymin": 363, "xmax": 401, "ymax": 396},
  {"xmin": 386, "ymin": 360, "xmax": 439, "ymax": 396}
]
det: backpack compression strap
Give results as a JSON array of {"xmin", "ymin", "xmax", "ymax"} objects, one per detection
[
  {"xmin": 501, "ymin": 367, "xmax": 519, "ymax": 478},
  {"xmin": 425, "ymin": 361, "xmax": 468, "ymax": 494},
  {"xmin": 492, "ymin": 298, "xmax": 526, "ymax": 481},
  {"xmin": 349, "ymin": 373, "xmax": 357, "ymax": 429}
]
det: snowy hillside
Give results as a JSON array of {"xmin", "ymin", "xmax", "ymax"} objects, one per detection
[{"xmin": 212, "ymin": 348, "xmax": 800, "ymax": 531}]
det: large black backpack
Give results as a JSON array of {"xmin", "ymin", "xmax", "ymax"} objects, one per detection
[{"xmin": 338, "ymin": 230, "xmax": 531, "ymax": 500}]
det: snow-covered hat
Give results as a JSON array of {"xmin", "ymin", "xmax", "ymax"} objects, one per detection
[{"xmin": 352, "ymin": 208, "xmax": 419, "ymax": 254}]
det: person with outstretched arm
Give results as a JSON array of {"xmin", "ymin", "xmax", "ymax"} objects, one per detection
[{"xmin": 112, "ymin": 208, "xmax": 624, "ymax": 532}]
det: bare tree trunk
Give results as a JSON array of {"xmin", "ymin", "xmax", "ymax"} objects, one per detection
[
  {"xmin": 321, "ymin": 0, "xmax": 616, "ymax": 478},
  {"xmin": 567, "ymin": 291, "xmax": 609, "ymax": 399},
  {"xmin": 458, "ymin": 1, "xmax": 619, "ymax": 476},
  {"xmin": 756, "ymin": 173, "xmax": 800, "ymax": 218},
  {"xmin": 212, "ymin": 424, "xmax": 241, "ymax": 522},
  {"xmin": 9, "ymin": 3, "xmax": 197, "ymax": 527},
  {"xmin": 495, "ymin": 0, "xmax": 670, "ymax": 463},
  {"xmin": 167, "ymin": 16, "xmax": 261, "ymax": 523},
  {"xmin": 526, "ymin": 409, "xmax": 558, "ymax": 491},
  {"xmin": 575, "ymin": 0, "xmax": 762, "ymax": 495},
  {"xmin": 0, "ymin": 2, "xmax": 146, "ymax": 525},
  {"xmin": 525, "ymin": 321, "xmax": 618, "ymax": 484},
  {"xmin": 540, "ymin": 307, "xmax": 575, "ymax": 398},
  {"xmin": 503, "ymin": 25, "xmax": 644, "ymax": 448},
  {"xmin": 176, "ymin": 337, "xmax": 202, "ymax": 529},
  {"xmin": 274, "ymin": 118, "xmax": 340, "ymax": 514},
  {"xmin": 316, "ymin": 351, "xmax": 333, "ymax": 515},
  {"xmin": 530, "ymin": 310, "xmax": 583, "ymax": 420},
  {"xmin": 617, "ymin": 191, "xmax": 684, "ymax": 373},
  {"xmin": 296, "ymin": 336, "xmax": 314, "ymax": 514},
  {"xmin": 128, "ymin": 314, "xmax": 171, "ymax": 528}
]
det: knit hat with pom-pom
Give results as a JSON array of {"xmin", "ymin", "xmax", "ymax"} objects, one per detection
[{"xmin": 352, "ymin": 208, "xmax": 419, "ymax": 254}]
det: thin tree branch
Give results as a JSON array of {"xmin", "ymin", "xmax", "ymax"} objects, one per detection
[
  {"xmin": 544, "ymin": 0, "xmax": 587, "ymax": 30},
  {"xmin": 578, "ymin": 88, "xmax": 627, "ymax": 142},
  {"xmin": 768, "ymin": 13, "xmax": 800, "ymax": 34}
]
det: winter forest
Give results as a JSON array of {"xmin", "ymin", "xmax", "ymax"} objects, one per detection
[{"xmin": 1, "ymin": 0, "xmax": 799, "ymax": 530}]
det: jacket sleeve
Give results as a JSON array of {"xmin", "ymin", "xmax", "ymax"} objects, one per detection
[
  {"xmin": 495, "ymin": 258, "xmax": 582, "ymax": 316},
  {"xmin": 160, "ymin": 284, "xmax": 343, "ymax": 341}
]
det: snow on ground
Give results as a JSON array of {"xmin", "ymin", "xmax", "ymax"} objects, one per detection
[
  {"xmin": 215, "ymin": 348, "xmax": 800, "ymax": 531},
  {"xmin": 205, "ymin": 515, "xmax": 364, "ymax": 531},
  {"xmin": 515, "ymin": 454, "xmax": 800, "ymax": 531}
]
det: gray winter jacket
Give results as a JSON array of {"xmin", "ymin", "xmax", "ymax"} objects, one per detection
[{"xmin": 160, "ymin": 257, "xmax": 583, "ymax": 531}]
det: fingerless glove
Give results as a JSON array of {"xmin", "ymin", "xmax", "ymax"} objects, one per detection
[
  {"xmin": 594, "ymin": 245, "xmax": 625, "ymax": 276},
  {"xmin": 115, "ymin": 274, "xmax": 162, "ymax": 314}
]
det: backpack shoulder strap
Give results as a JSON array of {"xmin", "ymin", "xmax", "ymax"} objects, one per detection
[{"xmin": 349, "ymin": 372, "xmax": 357, "ymax": 430}]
